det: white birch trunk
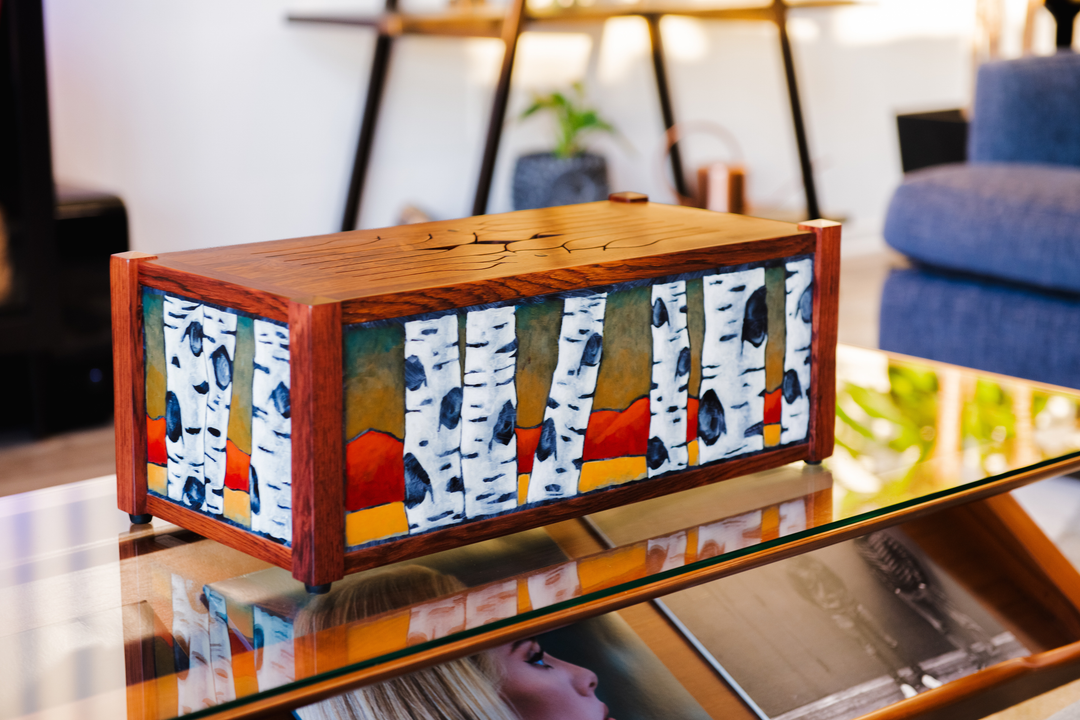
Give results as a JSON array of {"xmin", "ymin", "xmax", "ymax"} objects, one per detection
[
  {"xmin": 782, "ymin": 258, "xmax": 814, "ymax": 445},
  {"xmin": 172, "ymin": 574, "xmax": 213, "ymax": 713},
  {"xmin": 403, "ymin": 314, "xmax": 464, "ymax": 532},
  {"xmin": 205, "ymin": 586, "xmax": 236, "ymax": 704},
  {"xmin": 201, "ymin": 307, "xmax": 237, "ymax": 517},
  {"xmin": 648, "ymin": 281, "xmax": 691, "ymax": 477},
  {"xmin": 699, "ymin": 269, "xmax": 766, "ymax": 463},
  {"xmin": 527, "ymin": 293, "xmax": 607, "ymax": 504},
  {"xmin": 647, "ymin": 531, "xmax": 688, "ymax": 573},
  {"xmin": 696, "ymin": 510, "xmax": 762, "ymax": 558},
  {"xmin": 249, "ymin": 320, "xmax": 292, "ymax": 543},
  {"xmin": 163, "ymin": 295, "xmax": 208, "ymax": 507},
  {"xmin": 465, "ymin": 580, "xmax": 518, "ymax": 629},
  {"xmin": 461, "ymin": 306, "xmax": 518, "ymax": 518},
  {"xmin": 527, "ymin": 562, "xmax": 581, "ymax": 609},
  {"xmin": 779, "ymin": 498, "xmax": 808, "ymax": 537},
  {"xmin": 408, "ymin": 595, "xmax": 466, "ymax": 644},
  {"xmin": 253, "ymin": 608, "xmax": 295, "ymax": 691}
]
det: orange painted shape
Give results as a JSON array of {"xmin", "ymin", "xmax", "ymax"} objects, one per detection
[
  {"xmin": 346, "ymin": 610, "xmax": 411, "ymax": 663},
  {"xmin": 582, "ymin": 397, "xmax": 649, "ymax": 462},
  {"xmin": 764, "ymin": 388, "xmax": 782, "ymax": 425},
  {"xmin": 147, "ymin": 416, "xmax": 167, "ymax": 466},
  {"xmin": 346, "ymin": 502, "xmax": 409, "ymax": 547},
  {"xmin": 578, "ymin": 544, "xmax": 648, "ymax": 593},
  {"xmin": 516, "ymin": 426, "xmax": 542, "ymax": 475},
  {"xmin": 224, "ymin": 440, "xmax": 252, "ymax": 492},
  {"xmin": 345, "ymin": 430, "xmax": 405, "ymax": 511},
  {"xmin": 578, "ymin": 456, "xmax": 647, "ymax": 493},
  {"xmin": 764, "ymin": 423, "xmax": 782, "ymax": 447}
]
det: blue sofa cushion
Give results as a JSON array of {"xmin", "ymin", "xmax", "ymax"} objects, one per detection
[
  {"xmin": 883, "ymin": 162, "xmax": 1080, "ymax": 294},
  {"xmin": 879, "ymin": 267, "xmax": 1080, "ymax": 390},
  {"xmin": 969, "ymin": 52, "xmax": 1080, "ymax": 167}
]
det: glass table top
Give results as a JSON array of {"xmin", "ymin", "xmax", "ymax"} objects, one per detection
[{"xmin": 4, "ymin": 345, "xmax": 1080, "ymax": 720}]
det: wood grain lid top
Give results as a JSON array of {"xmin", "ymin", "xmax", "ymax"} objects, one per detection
[{"xmin": 147, "ymin": 201, "xmax": 809, "ymax": 305}]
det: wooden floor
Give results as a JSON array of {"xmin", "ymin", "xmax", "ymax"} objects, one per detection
[{"xmin": 0, "ymin": 249, "xmax": 907, "ymax": 499}]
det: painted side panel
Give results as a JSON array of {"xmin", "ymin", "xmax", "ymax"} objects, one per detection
[{"xmin": 648, "ymin": 281, "xmax": 691, "ymax": 477}]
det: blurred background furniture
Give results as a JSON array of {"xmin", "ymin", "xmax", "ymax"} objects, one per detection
[
  {"xmin": 289, "ymin": 0, "xmax": 848, "ymax": 230},
  {"xmin": 0, "ymin": 0, "xmax": 129, "ymax": 437}
]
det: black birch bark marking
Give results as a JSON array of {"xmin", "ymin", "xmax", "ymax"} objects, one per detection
[
  {"xmin": 202, "ymin": 306, "xmax": 237, "ymax": 516},
  {"xmin": 249, "ymin": 320, "xmax": 292, "ymax": 543},
  {"xmin": 700, "ymin": 269, "xmax": 766, "ymax": 462},
  {"xmin": 528, "ymin": 293, "xmax": 607, "ymax": 503},
  {"xmin": 782, "ymin": 258, "xmax": 814, "ymax": 444},
  {"xmin": 649, "ymin": 281, "xmax": 690, "ymax": 477},
  {"xmin": 163, "ymin": 295, "xmax": 208, "ymax": 506},
  {"xmin": 403, "ymin": 315, "xmax": 465, "ymax": 531},
  {"xmin": 462, "ymin": 306, "xmax": 518, "ymax": 518}
]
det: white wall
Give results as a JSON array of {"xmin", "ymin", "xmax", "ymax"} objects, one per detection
[{"xmin": 43, "ymin": 0, "xmax": 1060, "ymax": 256}]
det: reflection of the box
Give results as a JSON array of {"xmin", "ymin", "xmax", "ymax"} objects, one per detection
[{"xmin": 120, "ymin": 464, "xmax": 833, "ymax": 719}]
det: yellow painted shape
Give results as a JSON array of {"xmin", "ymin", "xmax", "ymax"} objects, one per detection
[
  {"xmin": 346, "ymin": 502, "xmax": 409, "ymax": 547},
  {"xmin": 224, "ymin": 488, "xmax": 251, "ymax": 527},
  {"xmin": 578, "ymin": 456, "xmax": 647, "ymax": 494},
  {"xmin": 517, "ymin": 578, "xmax": 533, "ymax": 614},
  {"xmin": 518, "ymin": 474, "xmax": 529, "ymax": 506},
  {"xmin": 764, "ymin": 423, "xmax": 782, "ymax": 447},
  {"xmin": 578, "ymin": 544, "xmax": 648, "ymax": 593},
  {"xmin": 145, "ymin": 365, "xmax": 166, "ymax": 421},
  {"xmin": 147, "ymin": 463, "xmax": 167, "ymax": 495},
  {"xmin": 688, "ymin": 439, "xmax": 699, "ymax": 466},
  {"xmin": 231, "ymin": 649, "xmax": 260, "ymax": 697},
  {"xmin": 347, "ymin": 610, "xmax": 410, "ymax": 663}
]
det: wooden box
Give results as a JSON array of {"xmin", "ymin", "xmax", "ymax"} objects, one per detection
[{"xmin": 112, "ymin": 194, "xmax": 840, "ymax": 591}]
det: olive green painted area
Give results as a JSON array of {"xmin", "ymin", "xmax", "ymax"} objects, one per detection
[
  {"xmin": 458, "ymin": 312, "xmax": 468, "ymax": 379},
  {"xmin": 593, "ymin": 285, "xmax": 651, "ymax": 411},
  {"xmin": 516, "ymin": 300, "xmax": 562, "ymax": 429},
  {"xmin": 344, "ymin": 324, "xmax": 406, "ymax": 442},
  {"xmin": 227, "ymin": 316, "xmax": 255, "ymax": 454},
  {"xmin": 142, "ymin": 291, "xmax": 166, "ymax": 419},
  {"xmin": 765, "ymin": 265, "xmax": 787, "ymax": 393},
  {"xmin": 686, "ymin": 278, "xmax": 704, "ymax": 399}
]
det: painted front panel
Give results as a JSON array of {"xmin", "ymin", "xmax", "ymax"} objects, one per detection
[
  {"xmin": 343, "ymin": 256, "xmax": 815, "ymax": 551},
  {"xmin": 144, "ymin": 288, "xmax": 294, "ymax": 545}
]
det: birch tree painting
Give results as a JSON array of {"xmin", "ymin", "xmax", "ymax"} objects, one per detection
[
  {"xmin": 697, "ymin": 511, "xmax": 762, "ymax": 558},
  {"xmin": 461, "ymin": 306, "xmax": 518, "ymax": 518},
  {"xmin": 249, "ymin": 320, "xmax": 292, "ymax": 543},
  {"xmin": 699, "ymin": 269, "xmax": 767, "ymax": 463},
  {"xmin": 647, "ymin": 531, "xmax": 688, "ymax": 573},
  {"xmin": 782, "ymin": 258, "xmax": 814, "ymax": 445},
  {"xmin": 465, "ymin": 580, "xmax": 518, "ymax": 629},
  {"xmin": 253, "ymin": 608, "xmax": 295, "ymax": 692},
  {"xmin": 527, "ymin": 293, "xmax": 607, "ymax": 504},
  {"xmin": 205, "ymin": 587, "xmax": 236, "ymax": 704},
  {"xmin": 201, "ymin": 307, "xmax": 237, "ymax": 516},
  {"xmin": 163, "ymin": 295, "xmax": 209, "ymax": 508},
  {"xmin": 648, "ymin": 281, "xmax": 691, "ymax": 477},
  {"xmin": 779, "ymin": 498, "xmax": 808, "ymax": 537},
  {"xmin": 403, "ymin": 315, "xmax": 465, "ymax": 532},
  {"xmin": 172, "ymin": 574, "xmax": 214, "ymax": 713}
]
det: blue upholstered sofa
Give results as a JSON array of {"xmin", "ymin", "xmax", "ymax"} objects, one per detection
[{"xmin": 884, "ymin": 52, "xmax": 1080, "ymax": 293}]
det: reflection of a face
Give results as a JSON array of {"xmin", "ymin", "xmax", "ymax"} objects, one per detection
[{"xmin": 493, "ymin": 638, "xmax": 610, "ymax": 720}]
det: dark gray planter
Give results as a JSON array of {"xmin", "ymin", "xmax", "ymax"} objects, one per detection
[{"xmin": 511, "ymin": 151, "xmax": 610, "ymax": 210}]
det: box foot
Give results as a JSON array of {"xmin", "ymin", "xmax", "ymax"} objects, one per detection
[
  {"xmin": 305, "ymin": 583, "xmax": 332, "ymax": 595},
  {"xmin": 129, "ymin": 513, "xmax": 153, "ymax": 525}
]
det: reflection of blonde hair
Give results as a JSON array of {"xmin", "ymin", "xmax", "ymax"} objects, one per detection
[{"xmin": 294, "ymin": 565, "xmax": 517, "ymax": 720}]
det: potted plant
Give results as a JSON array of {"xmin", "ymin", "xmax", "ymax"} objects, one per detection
[{"xmin": 512, "ymin": 83, "xmax": 617, "ymax": 210}]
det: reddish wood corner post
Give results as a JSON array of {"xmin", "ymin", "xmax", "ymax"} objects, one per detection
[
  {"xmin": 112, "ymin": 251, "xmax": 158, "ymax": 516},
  {"xmin": 290, "ymin": 298, "xmax": 346, "ymax": 587},
  {"xmin": 800, "ymin": 220, "xmax": 840, "ymax": 463}
]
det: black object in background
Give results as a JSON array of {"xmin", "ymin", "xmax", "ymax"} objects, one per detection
[{"xmin": 897, "ymin": 110, "xmax": 969, "ymax": 173}]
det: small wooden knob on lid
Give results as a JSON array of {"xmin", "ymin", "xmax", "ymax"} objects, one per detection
[{"xmin": 608, "ymin": 191, "xmax": 648, "ymax": 204}]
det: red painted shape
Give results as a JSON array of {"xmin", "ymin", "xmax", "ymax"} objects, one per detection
[
  {"xmin": 345, "ymin": 430, "xmax": 405, "ymax": 512},
  {"xmin": 686, "ymin": 397, "xmax": 699, "ymax": 442},
  {"xmin": 764, "ymin": 388, "xmax": 782, "ymax": 425},
  {"xmin": 147, "ymin": 416, "xmax": 167, "ymax": 466},
  {"xmin": 516, "ymin": 426, "xmax": 542, "ymax": 475},
  {"xmin": 224, "ymin": 440, "xmax": 252, "ymax": 491},
  {"xmin": 583, "ymin": 397, "xmax": 649, "ymax": 462}
]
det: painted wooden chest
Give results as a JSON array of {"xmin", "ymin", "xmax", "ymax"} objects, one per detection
[{"xmin": 112, "ymin": 194, "xmax": 840, "ymax": 591}]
